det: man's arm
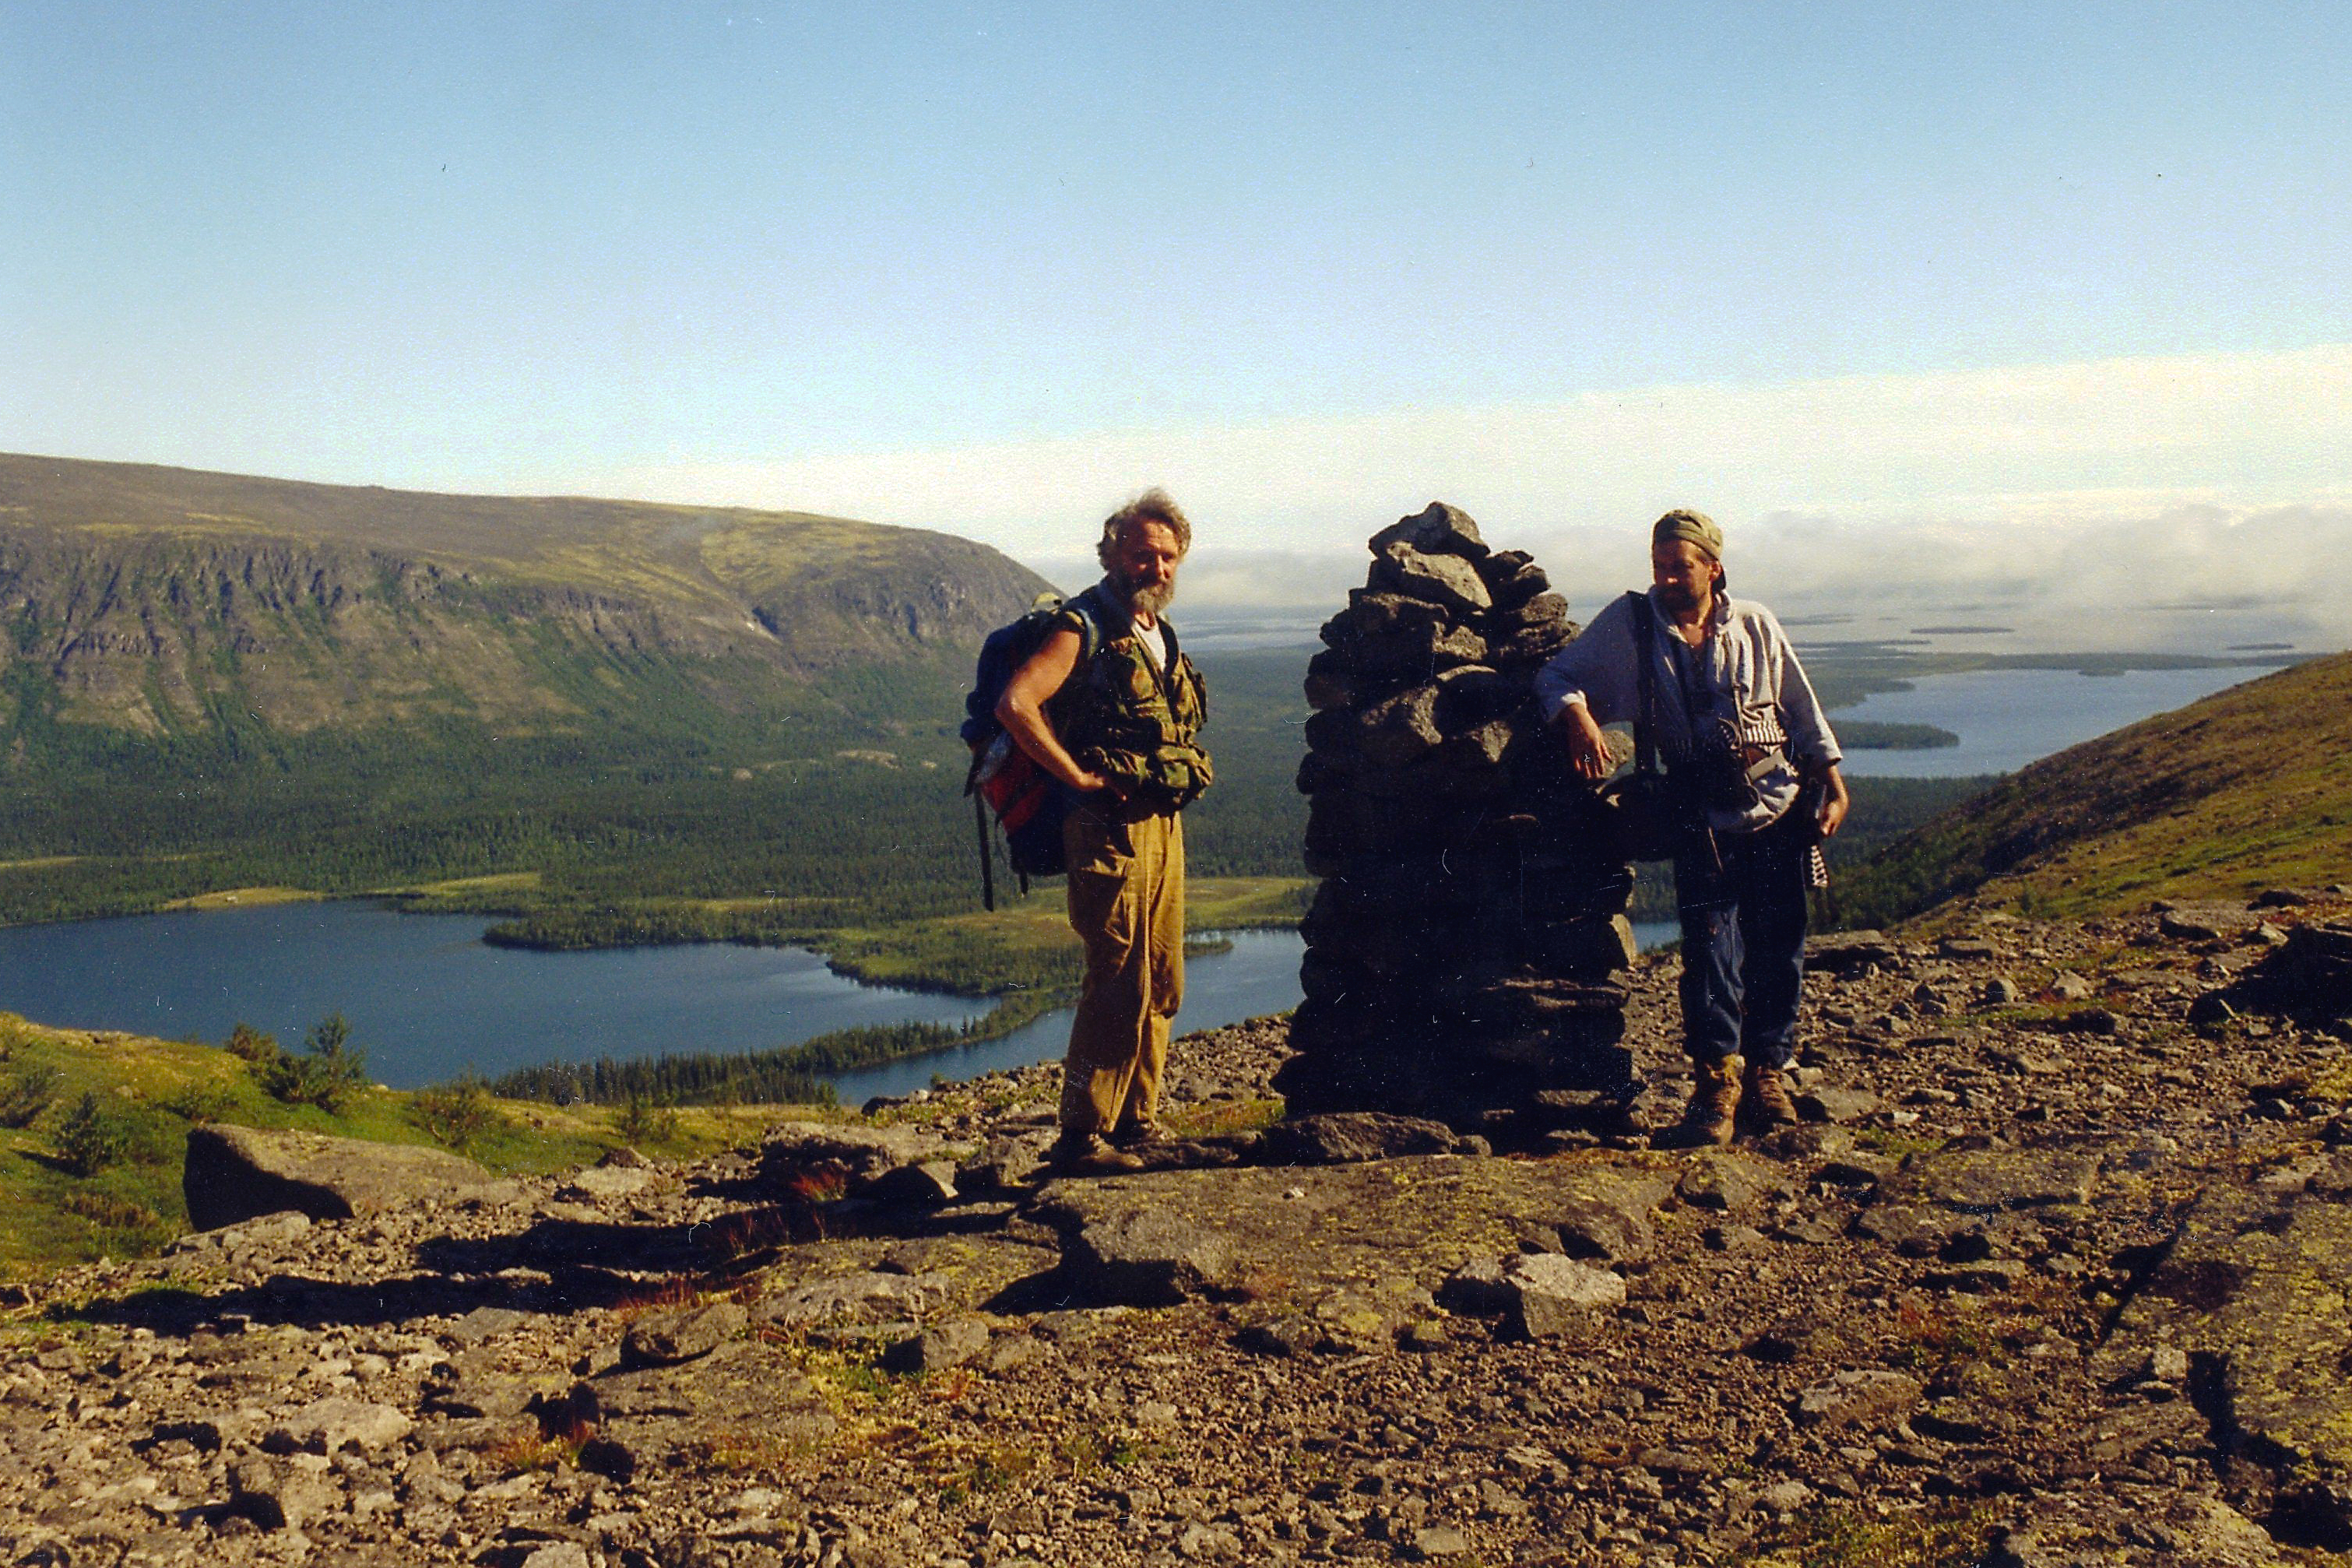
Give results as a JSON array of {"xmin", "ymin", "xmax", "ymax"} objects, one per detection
[
  {"xmin": 1536, "ymin": 596, "xmax": 1639, "ymax": 782},
  {"xmin": 1762, "ymin": 607, "xmax": 1848, "ymax": 838},
  {"xmin": 996, "ymin": 627, "xmax": 1109, "ymax": 793}
]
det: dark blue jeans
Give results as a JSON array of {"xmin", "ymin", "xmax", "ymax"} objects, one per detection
[{"xmin": 1674, "ymin": 810, "xmax": 1811, "ymax": 1069}]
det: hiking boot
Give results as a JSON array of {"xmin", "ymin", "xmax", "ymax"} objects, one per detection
[
  {"xmin": 1108, "ymin": 1118, "xmax": 1174, "ymax": 1150},
  {"xmin": 1660, "ymin": 1054, "xmax": 1743, "ymax": 1148},
  {"xmin": 1740, "ymin": 1060, "xmax": 1800, "ymax": 1132},
  {"xmin": 1049, "ymin": 1133, "xmax": 1144, "ymax": 1176}
]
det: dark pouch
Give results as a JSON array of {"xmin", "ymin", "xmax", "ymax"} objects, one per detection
[{"xmin": 1601, "ymin": 767, "xmax": 1689, "ymax": 862}]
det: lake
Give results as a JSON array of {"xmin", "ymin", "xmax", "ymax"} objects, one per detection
[
  {"xmin": 1833, "ymin": 664, "xmax": 2268, "ymax": 777},
  {"xmin": 0, "ymin": 903, "xmax": 1684, "ymax": 1097},
  {"xmin": 0, "ymin": 901, "xmax": 999, "ymax": 1089}
]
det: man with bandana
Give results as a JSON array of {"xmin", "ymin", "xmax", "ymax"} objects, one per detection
[
  {"xmin": 997, "ymin": 490, "xmax": 1214, "ymax": 1174},
  {"xmin": 1537, "ymin": 510, "xmax": 1849, "ymax": 1145}
]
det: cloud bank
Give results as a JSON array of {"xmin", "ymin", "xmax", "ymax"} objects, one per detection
[{"xmin": 586, "ymin": 343, "xmax": 2352, "ymax": 650}]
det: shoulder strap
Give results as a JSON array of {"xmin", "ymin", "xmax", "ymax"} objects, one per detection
[
  {"xmin": 1148, "ymin": 616, "xmax": 1181, "ymax": 701},
  {"xmin": 1625, "ymin": 591, "xmax": 1660, "ymax": 776},
  {"xmin": 1062, "ymin": 585, "xmax": 1108, "ymax": 666}
]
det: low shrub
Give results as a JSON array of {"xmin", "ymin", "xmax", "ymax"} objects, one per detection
[
  {"xmin": 409, "ymin": 1076, "xmax": 504, "ymax": 1152},
  {"xmin": 613, "ymin": 1088, "xmax": 680, "ymax": 1148},
  {"xmin": 255, "ymin": 1014, "xmax": 369, "ymax": 1113},
  {"xmin": 0, "ymin": 1063, "xmax": 60, "ymax": 1130},
  {"xmin": 55, "ymin": 1091, "xmax": 128, "ymax": 1176}
]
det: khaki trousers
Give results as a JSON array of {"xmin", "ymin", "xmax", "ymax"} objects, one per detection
[{"xmin": 1059, "ymin": 803, "xmax": 1185, "ymax": 1136}]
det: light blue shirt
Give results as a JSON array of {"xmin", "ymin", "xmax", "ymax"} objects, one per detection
[{"xmin": 1535, "ymin": 588, "xmax": 1841, "ymax": 834}]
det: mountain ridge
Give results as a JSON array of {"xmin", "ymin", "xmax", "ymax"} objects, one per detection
[{"xmin": 0, "ymin": 451, "xmax": 1053, "ymax": 740}]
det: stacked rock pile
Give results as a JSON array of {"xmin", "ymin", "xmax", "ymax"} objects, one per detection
[{"xmin": 1274, "ymin": 502, "xmax": 1641, "ymax": 1141}]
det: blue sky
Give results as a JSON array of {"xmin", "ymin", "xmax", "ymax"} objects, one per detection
[{"xmin": 4, "ymin": 2, "xmax": 2349, "ymax": 634}]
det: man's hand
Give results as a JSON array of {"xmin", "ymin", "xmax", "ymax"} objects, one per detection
[
  {"xmin": 1810, "ymin": 762, "xmax": 1851, "ymax": 839},
  {"xmin": 1554, "ymin": 701, "xmax": 1613, "ymax": 782}
]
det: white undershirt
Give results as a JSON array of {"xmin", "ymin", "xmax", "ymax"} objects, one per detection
[{"xmin": 1134, "ymin": 617, "xmax": 1167, "ymax": 670}]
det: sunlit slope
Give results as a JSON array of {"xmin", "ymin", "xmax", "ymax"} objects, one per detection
[
  {"xmin": 1841, "ymin": 651, "xmax": 2352, "ymax": 925},
  {"xmin": 0, "ymin": 451, "xmax": 1052, "ymax": 737}
]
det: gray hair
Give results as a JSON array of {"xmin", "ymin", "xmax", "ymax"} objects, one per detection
[{"xmin": 1096, "ymin": 488, "xmax": 1192, "ymax": 569}]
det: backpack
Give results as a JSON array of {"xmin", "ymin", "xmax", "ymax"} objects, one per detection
[{"xmin": 961, "ymin": 589, "xmax": 1103, "ymax": 904}]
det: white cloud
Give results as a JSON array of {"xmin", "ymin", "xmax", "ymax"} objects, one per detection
[
  {"xmin": 592, "ymin": 342, "xmax": 2352, "ymax": 550},
  {"xmin": 573, "ymin": 343, "xmax": 2352, "ymax": 651}
]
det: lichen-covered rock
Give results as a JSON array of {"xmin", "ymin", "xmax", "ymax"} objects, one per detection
[
  {"xmin": 1792, "ymin": 1369, "xmax": 1922, "ymax": 1431},
  {"xmin": 621, "ymin": 1301, "xmax": 747, "ymax": 1367}
]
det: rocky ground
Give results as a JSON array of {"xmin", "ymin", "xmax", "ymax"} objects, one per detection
[{"xmin": 6, "ymin": 893, "xmax": 2352, "ymax": 1568}]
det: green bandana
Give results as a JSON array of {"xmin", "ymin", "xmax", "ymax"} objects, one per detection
[{"xmin": 1652, "ymin": 508, "xmax": 1724, "ymax": 560}]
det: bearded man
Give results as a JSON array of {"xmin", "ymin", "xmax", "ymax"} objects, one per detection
[
  {"xmin": 1537, "ymin": 510, "xmax": 1849, "ymax": 1144},
  {"xmin": 996, "ymin": 490, "xmax": 1214, "ymax": 1174}
]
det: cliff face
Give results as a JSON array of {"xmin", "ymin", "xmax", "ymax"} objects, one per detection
[{"xmin": 0, "ymin": 453, "xmax": 1053, "ymax": 740}]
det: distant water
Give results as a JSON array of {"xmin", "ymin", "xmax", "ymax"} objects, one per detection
[
  {"xmin": 0, "ymin": 902, "xmax": 994, "ymax": 1089},
  {"xmin": 1834, "ymin": 665, "xmax": 2269, "ymax": 778},
  {"xmin": 0, "ymin": 905, "xmax": 1686, "ymax": 1099},
  {"xmin": 828, "ymin": 919, "xmax": 1683, "ymax": 1103},
  {"xmin": 829, "ymin": 928, "xmax": 1306, "ymax": 1103}
]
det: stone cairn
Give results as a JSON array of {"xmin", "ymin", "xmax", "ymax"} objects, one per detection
[{"xmin": 1274, "ymin": 503, "xmax": 1642, "ymax": 1143}]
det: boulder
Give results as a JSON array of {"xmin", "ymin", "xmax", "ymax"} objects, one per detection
[
  {"xmin": 1373, "ymin": 543, "xmax": 1493, "ymax": 614},
  {"xmin": 184, "ymin": 1124, "xmax": 498, "ymax": 1231},
  {"xmin": 881, "ymin": 1317, "xmax": 991, "ymax": 1374},
  {"xmin": 227, "ymin": 1451, "xmax": 342, "ymax": 1530},
  {"xmin": 1793, "ymin": 1369, "xmax": 1922, "ymax": 1431},
  {"xmin": 1369, "ymin": 501, "xmax": 1489, "ymax": 561},
  {"xmin": 1062, "ymin": 1208, "xmax": 1235, "ymax": 1307},
  {"xmin": 1807, "ymin": 931, "xmax": 1900, "ymax": 974},
  {"xmin": 621, "ymin": 1302, "xmax": 747, "ymax": 1368},
  {"xmin": 758, "ymin": 1120, "xmax": 951, "ymax": 1187},
  {"xmin": 1258, "ymin": 1113, "xmax": 1463, "ymax": 1166},
  {"xmin": 1499, "ymin": 1253, "xmax": 1625, "ymax": 1338}
]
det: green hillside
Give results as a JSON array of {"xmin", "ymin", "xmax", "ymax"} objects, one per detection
[
  {"xmin": 1840, "ymin": 650, "xmax": 2352, "ymax": 926},
  {"xmin": 0, "ymin": 455, "xmax": 1317, "ymax": 958},
  {"xmin": 0, "ymin": 1007, "xmax": 804, "ymax": 1279}
]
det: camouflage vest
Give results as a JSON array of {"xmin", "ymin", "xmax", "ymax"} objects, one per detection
[{"xmin": 1050, "ymin": 588, "xmax": 1213, "ymax": 813}]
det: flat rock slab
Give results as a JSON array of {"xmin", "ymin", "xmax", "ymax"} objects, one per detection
[
  {"xmin": 263, "ymin": 1396, "xmax": 413, "ymax": 1455},
  {"xmin": 1880, "ymin": 1139, "xmax": 2100, "ymax": 1213},
  {"xmin": 1258, "ymin": 1113, "xmax": 1462, "ymax": 1165},
  {"xmin": 754, "ymin": 1269, "xmax": 958, "ymax": 1328},
  {"xmin": 1034, "ymin": 1155, "xmax": 1673, "ymax": 1334},
  {"xmin": 2099, "ymin": 1173, "xmax": 2352, "ymax": 1534},
  {"xmin": 621, "ymin": 1301, "xmax": 746, "ymax": 1367},
  {"xmin": 1793, "ymin": 1369, "xmax": 1923, "ymax": 1432},
  {"xmin": 565, "ymin": 1339, "xmax": 835, "ymax": 1479},
  {"xmin": 1856, "ymin": 1139, "xmax": 2102, "ymax": 1256},
  {"xmin": 184, "ymin": 1124, "xmax": 499, "ymax": 1231}
]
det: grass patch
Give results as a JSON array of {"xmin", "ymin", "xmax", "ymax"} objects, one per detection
[
  {"xmin": 0, "ymin": 1009, "xmax": 780, "ymax": 1281},
  {"xmin": 1749, "ymin": 1501, "xmax": 1996, "ymax": 1567},
  {"xmin": 157, "ymin": 885, "xmax": 323, "ymax": 912},
  {"xmin": 1169, "ymin": 1095, "xmax": 1285, "ymax": 1140}
]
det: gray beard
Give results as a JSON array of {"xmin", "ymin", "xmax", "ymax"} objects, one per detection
[{"xmin": 1122, "ymin": 579, "xmax": 1176, "ymax": 617}]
